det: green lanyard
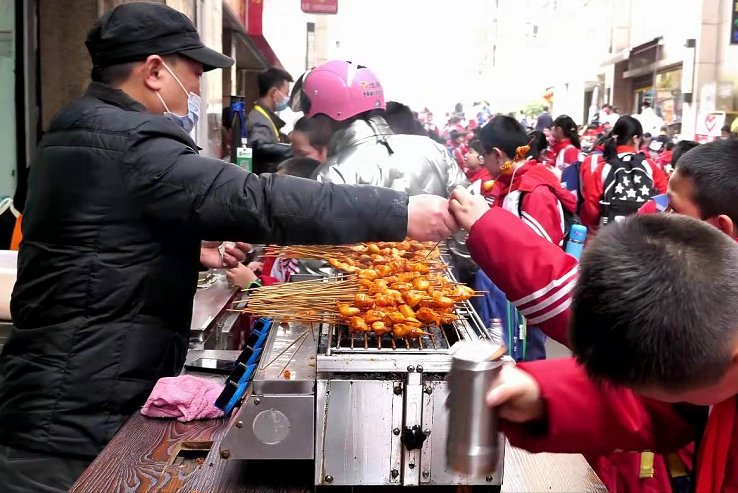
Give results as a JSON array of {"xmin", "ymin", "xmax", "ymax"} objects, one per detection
[{"xmin": 506, "ymin": 301, "xmax": 527, "ymax": 360}]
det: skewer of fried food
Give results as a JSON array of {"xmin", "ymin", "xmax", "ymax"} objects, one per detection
[
  {"xmin": 422, "ymin": 239, "xmax": 446, "ymax": 260},
  {"xmin": 263, "ymin": 244, "xmax": 448, "ymax": 260}
]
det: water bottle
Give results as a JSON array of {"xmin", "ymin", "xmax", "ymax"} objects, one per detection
[
  {"xmin": 446, "ymin": 341, "xmax": 506, "ymax": 477},
  {"xmin": 565, "ymin": 224, "xmax": 587, "ymax": 260},
  {"xmin": 488, "ymin": 318, "xmax": 504, "ymax": 346}
]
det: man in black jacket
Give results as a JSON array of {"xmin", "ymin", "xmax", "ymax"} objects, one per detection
[
  {"xmin": 0, "ymin": 4, "xmax": 457, "ymax": 492},
  {"xmin": 246, "ymin": 67, "xmax": 294, "ymax": 173}
]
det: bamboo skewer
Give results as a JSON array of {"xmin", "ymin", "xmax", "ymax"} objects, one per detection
[
  {"xmin": 230, "ymin": 242, "xmax": 485, "ymax": 336},
  {"xmin": 278, "ymin": 331, "xmax": 310, "ymax": 377},
  {"xmin": 263, "ymin": 243, "xmax": 448, "ymax": 262},
  {"xmin": 262, "ymin": 328, "xmax": 312, "ymax": 369}
]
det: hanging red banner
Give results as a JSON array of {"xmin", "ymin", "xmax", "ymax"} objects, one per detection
[
  {"xmin": 248, "ymin": 0, "xmax": 263, "ymax": 35},
  {"xmin": 301, "ymin": 0, "xmax": 338, "ymax": 14}
]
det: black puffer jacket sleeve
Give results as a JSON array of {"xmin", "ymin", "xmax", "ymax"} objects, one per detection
[
  {"xmin": 123, "ymin": 122, "xmax": 408, "ymax": 244},
  {"xmin": 254, "ymin": 141, "xmax": 292, "ymax": 163}
]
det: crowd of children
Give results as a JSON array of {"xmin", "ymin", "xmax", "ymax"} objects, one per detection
[
  {"xmin": 227, "ymin": 88, "xmax": 738, "ymax": 492},
  {"xmin": 438, "ymin": 94, "xmax": 738, "ymax": 493},
  {"xmin": 425, "ymin": 97, "xmax": 738, "ymax": 493}
]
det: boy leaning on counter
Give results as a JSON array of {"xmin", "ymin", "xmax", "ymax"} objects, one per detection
[
  {"xmin": 489, "ymin": 213, "xmax": 735, "ymax": 493},
  {"xmin": 448, "ymin": 163, "xmax": 738, "ymax": 493}
]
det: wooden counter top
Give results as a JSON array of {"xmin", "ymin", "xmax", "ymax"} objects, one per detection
[
  {"xmin": 71, "ymin": 351, "xmax": 606, "ymax": 493},
  {"xmin": 71, "ymin": 410, "xmax": 605, "ymax": 493}
]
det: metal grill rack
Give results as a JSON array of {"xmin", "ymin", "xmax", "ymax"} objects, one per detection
[
  {"xmin": 316, "ymin": 298, "xmax": 491, "ymax": 373},
  {"xmin": 219, "ymin": 256, "xmax": 504, "ymax": 488},
  {"xmin": 322, "ymin": 296, "xmax": 490, "ymax": 356},
  {"xmin": 330, "ymin": 322, "xmax": 453, "ymax": 353}
]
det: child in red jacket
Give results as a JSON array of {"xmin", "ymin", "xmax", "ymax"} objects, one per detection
[
  {"xmin": 448, "ymin": 130, "xmax": 468, "ymax": 169},
  {"xmin": 580, "ymin": 116, "xmax": 668, "ymax": 233},
  {"xmin": 475, "ymin": 116, "xmax": 577, "ymax": 360},
  {"xmin": 655, "ymin": 141, "xmax": 674, "ymax": 172},
  {"xmin": 449, "ymin": 139, "xmax": 738, "ymax": 493},
  {"xmin": 481, "ymin": 116, "xmax": 577, "ymax": 247},
  {"xmin": 489, "ymin": 214, "xmax": 737, "ymax": 493},
  {"xmin": 551, "ymin": 115, "xmax": 583, "ymax": 175},
  {"xmin": 463, "ymin": 139, "xmax": 493, "ymax": 197}
]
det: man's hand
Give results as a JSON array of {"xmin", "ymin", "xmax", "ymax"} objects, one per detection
[
  {"xmin": 449, "ymin": 187, "xmax": 492, "ymax": 231},
  {"xmin": 487, "ymin": 364, "xmax": 546, "ymax": 423},
  {"xmin": 200, "ymin": 242, "xmax": 252, "ymax": 269},
  {"xmin": 407, "ymin": 194, "xmax": 459, "ymax": 242}
]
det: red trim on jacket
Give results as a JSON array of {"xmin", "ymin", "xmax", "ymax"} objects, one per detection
[
  {"xmin": 466, "ymin": 167, "xmax": 492, "ymax": 185},
  {"xmin": 466, "ymin": 206, "xmax": 695, "ymax": 493},
  {"xmin": 487, "ymin": 161, "xmax": 577, "ymax": 246},
  {"xmin": 552, "ymin": 139, "xmax": 580, "ymax": 168}
]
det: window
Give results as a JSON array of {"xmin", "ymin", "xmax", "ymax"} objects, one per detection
[{"xmin": 0, "ymin": 0, "xmax": 17, "ymax": 199}]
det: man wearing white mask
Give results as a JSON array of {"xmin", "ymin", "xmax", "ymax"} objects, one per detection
[
  {"xmin": 0, "ymin": 4, "xmax": 458, "ymax": 491},
  {"xmin": 245, "ymin": 67, "xmax": 294, "ymax": 173}
]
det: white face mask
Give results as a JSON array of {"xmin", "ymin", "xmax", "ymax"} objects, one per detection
[{"xmin": 155, "ymin": 61, "xmax": 200, "ymax": 133}]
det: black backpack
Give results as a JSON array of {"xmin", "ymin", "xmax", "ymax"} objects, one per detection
[{"xmin": 599, "ymin": 153, "xmax": 657, "ymax": 226}]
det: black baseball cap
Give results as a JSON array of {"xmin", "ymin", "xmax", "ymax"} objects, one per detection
[{"xmin": 86, "ymin": 2, "xmax": 233, "ymax": 72}]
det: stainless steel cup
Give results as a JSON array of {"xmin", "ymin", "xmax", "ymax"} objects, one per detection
[{"xmin": 446, "ymin": 341, "xmax": 506, "ymax": 477}]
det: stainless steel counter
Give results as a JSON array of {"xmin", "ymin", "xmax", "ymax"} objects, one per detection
[
  {"xmin": 191, "ymin": 270, "xmax": 237, "ymax": 331},
  {"xmin": 185, "ymin": 349, "xmax": 241, "ymax": 365},
  {"xmin": 190, "ymin": 270, "xmax": 242, "ymax": 350}
]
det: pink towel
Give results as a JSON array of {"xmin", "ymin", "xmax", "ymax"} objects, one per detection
[{"xmin": 141, "ymin": 375, "xmax": 224, "ymax": 422}]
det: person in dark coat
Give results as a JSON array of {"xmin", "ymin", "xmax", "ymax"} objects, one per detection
[
  {"xmin": 245, "ymin": 67, "xmax": 294, "ymax": 173},
  {"xmin": 535, "ymin": 105, "xmax": 553, "ymax": 131},
  {"xmin": 0, "ymin": 4, "xmax": 458, "ymax": 492}
]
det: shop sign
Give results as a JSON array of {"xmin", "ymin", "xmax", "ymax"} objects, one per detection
[
  {"xmin": 695, "ymin": 111, "xmax": 726, "ymax": 142},
  {"xmin": 301, "ymin": 0, "xmax": 338, "ymax": 14}
]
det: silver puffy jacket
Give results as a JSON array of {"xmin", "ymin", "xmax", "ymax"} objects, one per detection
[
  {"xmin": 312, "ymin": 115, "xmax": 475, "ymax": 281},
  {"xmin": 313, "ymin": 115, "xmax": 469, "ymax": 195}
]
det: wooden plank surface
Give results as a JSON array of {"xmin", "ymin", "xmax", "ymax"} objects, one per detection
[
  {"xmin": 70, "ymin": 412, "xmax": 229, "ymax": 493},
  {"xmin": 72, "ymin": 411, "xmax": 605, "ymax": 493},
  {"xmin": 501, "ymin": 446, "xmax": 607, "ymax": 493},
  {"xmin": 72, "ymin": 350, "xmax": 606, "ymax": 493}
]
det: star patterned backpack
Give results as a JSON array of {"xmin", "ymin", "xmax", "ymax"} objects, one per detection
[{"xmin": 599, "ymin": 153, "xmax": 657, "ymax": 226}]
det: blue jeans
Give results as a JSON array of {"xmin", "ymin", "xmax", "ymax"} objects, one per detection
[{"xmin": 471, "ymin": 270, "xmax": 547, "ymax": 361}]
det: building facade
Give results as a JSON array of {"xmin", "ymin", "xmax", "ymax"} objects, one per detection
[
  {"xmin": 1, "ymin": 0, "xmax": 287, "ymax": 235},
  {"xmin": 554, "ymin": 0, "xmax": 738, "ymax": 138}
]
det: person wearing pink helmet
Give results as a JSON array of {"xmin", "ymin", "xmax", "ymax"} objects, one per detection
[
  {"xmin": 0, "ymin": 9, "xmax": 464, "ymax": 491},
  {"xmin": 291, "ymin": 60, "xmax": 475, "ymax": 283},
  {"xmin": 290, "ymin": 60, "xmax": 469, "ymax": 198}
]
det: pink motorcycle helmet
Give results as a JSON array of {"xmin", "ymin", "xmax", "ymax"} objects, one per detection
[{"xmin": 290, "ymin": 60, "xmax": 385, "ymax": 121}]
